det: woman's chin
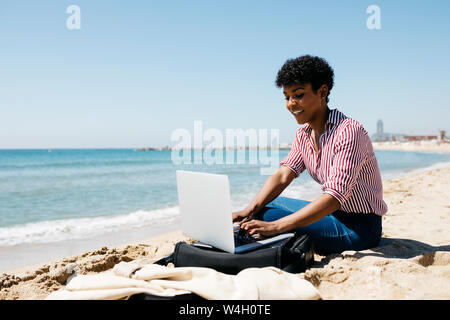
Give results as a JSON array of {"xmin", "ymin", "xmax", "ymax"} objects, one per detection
[{"xmin": 294, "ymin": 116, "xmax": 307, "ymax": 125}]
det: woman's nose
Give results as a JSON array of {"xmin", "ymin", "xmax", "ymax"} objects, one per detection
[{"xmin": 287, "ymin": 97, "xmax": 296, "ymax": 108}]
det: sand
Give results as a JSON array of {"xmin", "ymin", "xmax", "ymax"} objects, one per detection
[
  {"xmin": 300, "ymin": 166, "xmax": 450, "ymax": 299},
  {"xmin": 0, "ymin": 230, "xmax": 195, "ymax": 300},
  {"xmin": 1, "ymin": 145, "xmax": 450, "ymax": 299}
]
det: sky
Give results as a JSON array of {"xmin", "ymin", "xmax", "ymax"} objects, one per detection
[{"xmin": 1, "ymin": 0, "xmax": 449, "ymax": 149}]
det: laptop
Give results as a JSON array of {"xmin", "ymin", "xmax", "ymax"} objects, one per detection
[{"xmin": 176, "ymin": 170, "xmax": 294, "ymax": 253}]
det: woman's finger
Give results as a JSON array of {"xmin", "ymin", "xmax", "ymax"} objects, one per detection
[
  {"xmin": 247, "ymin": 227, "xmax": 261, "ymax": 235},
  {"xmin": 240, "ymin": 220, "xmax": 256, "ymax": 229},
  {"xmin": 242, "ymin": 220, "xmax": 263, "ymax": 231}
]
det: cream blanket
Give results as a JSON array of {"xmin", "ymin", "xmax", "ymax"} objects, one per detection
[{"xmin": 46, "ymin": 261, "xmax": 321, "ymax": 300}]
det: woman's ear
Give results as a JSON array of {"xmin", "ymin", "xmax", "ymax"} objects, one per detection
[{"xmin": 320, "ymin": 85, "xmax": 328, "ymax": 100}]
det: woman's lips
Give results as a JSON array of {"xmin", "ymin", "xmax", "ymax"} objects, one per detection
[{"xmin": 292, "ymin": 110, "xmax": 304, "ymax": 115}]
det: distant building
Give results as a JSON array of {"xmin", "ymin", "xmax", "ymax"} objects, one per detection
[
  {"xmin": 370, "ymin": 119, "xmax": 444, "ymax": 143},
  {"xmin": 371, "ymin": 119, "xmax": 404, "ymax": 142},
  {"xmin": 403, "ymin": 135, "xmax": 437, "ymax": 142},
  {"xmin": 377, "ymin": 119, "xmax": 383, "ymax": 140},
  {"xmin": 372, "ymin": 119, "xmax": 381, "ymax": 142}
]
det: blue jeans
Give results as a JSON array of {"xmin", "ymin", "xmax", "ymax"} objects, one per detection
[{"xmin": 254, "ymin": 196, "xmax": 382, "ymax": 255}]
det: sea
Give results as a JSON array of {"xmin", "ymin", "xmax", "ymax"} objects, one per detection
[{"xmin": 1, "ymin": 148, "xmax": 450, "ymax": 272}]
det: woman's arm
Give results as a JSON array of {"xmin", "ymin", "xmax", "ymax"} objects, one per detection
[
  {"xmin": 276, "ymin": 193, "xmax": 340, "ymax": 231},
  {"xmin": 232, "ymin": 166, "xmax": 296, "ymax": 222},
  {"xmin": 241, "ymin": 193, "xmax": 341, "ymax": 236}
]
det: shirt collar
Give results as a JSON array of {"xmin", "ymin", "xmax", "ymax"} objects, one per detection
[{"xmin": 303, "ymin": 108, "xmax": 344, "ymax": 134}]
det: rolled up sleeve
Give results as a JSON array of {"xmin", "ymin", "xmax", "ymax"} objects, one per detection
[
  {"xmin": 280, "ymin": 131, "xmax": 306, "ymax": 178},
  {"xmin": 322, "ymin": 123, "xmax": 367, "ymax": 205}
]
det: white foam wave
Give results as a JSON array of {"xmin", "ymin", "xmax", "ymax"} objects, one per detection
[{"xmin": 0, "ymin": 207, "xmax": 180, "ymax": 246}]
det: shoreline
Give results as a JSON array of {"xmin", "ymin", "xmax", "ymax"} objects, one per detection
[
  {"xmin": 0, "ymin": 221, "xmax": 182, "ymax": 274},
  {"xmin": 2, "ymin": 229, "xmax": 190, "ymax": 277},
  {"xmin": 1, "ymin": 147, "xmax": 450, "ymax": 299}
]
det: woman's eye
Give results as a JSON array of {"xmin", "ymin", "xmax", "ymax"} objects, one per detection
[{"xmin": 284, "ymin": 94, "xmax": 303, "ymax": 101}]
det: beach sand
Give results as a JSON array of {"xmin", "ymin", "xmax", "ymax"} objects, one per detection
[{"xmin": 1, "ymin": 147, "xmax": 450, "ymax": 299}]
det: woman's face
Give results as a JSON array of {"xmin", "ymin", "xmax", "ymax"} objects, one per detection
[{"xmin": 283, "ymin": 83, "xmax": 326, "ymax": 125}]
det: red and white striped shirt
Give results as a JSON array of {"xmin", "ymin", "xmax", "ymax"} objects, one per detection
[{"xmin": 280, "ymin": 108, "xmax": 388, "ymax": 216}]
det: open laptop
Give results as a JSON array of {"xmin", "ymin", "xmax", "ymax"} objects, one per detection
[{"xmin": 176, "ymin": 170, "xmax": 294, "ymax": 253}]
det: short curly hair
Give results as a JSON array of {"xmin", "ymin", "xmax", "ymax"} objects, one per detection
[{"xmin": 275, "ymin": 55, "xmax": 334, "ymax": 102}]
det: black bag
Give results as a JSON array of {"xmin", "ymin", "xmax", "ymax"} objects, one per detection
[{"xmin": 154, "ymin": 231, "xmax": 315, "ymax": 275}]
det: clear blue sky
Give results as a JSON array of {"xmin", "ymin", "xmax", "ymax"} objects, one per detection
[{"xmin": 1, "ymin": 0, "xmax": 449, "ymax": 148}]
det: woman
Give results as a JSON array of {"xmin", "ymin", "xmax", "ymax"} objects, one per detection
[{"xmin": 233, "ymin": 55, "xmax": 387, "ymax": 255}]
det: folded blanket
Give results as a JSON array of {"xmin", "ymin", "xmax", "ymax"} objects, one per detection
[{"xmin": 46, "ymin": 262, "xmax": 321, "ymax": 300}]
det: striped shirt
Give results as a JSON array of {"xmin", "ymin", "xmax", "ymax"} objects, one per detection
[{"xmin": 280, "ymin": 108, "xmax": 388, "ymax": 216}]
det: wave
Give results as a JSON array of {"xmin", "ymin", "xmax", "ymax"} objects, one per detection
[{"xmin": 0, "ymin": 207, "xmax": 180, "ymax": 247}]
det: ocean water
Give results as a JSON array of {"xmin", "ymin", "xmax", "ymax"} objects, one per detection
[{"xmin": 1, "ymin": 148, "xmax": 450, "ymax": 271}]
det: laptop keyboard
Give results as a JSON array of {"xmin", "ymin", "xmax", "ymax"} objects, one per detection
[{"xmin": 234, "ymin": 227, "xmax": 258, "ymax": 246}]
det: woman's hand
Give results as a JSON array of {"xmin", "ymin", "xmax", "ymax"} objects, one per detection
[
  {"xmin": 240, "ymin": 219, "xmax": 281, "ymax": 238},
  {"xmin": 232, "ymin": 209, "xmax": 253, "ymax": 223},
  {"xmin": 231, "ymin": 167, "xmax": 295, "ymax": 226}
]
